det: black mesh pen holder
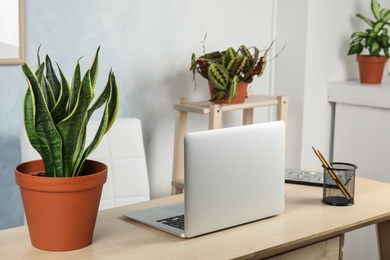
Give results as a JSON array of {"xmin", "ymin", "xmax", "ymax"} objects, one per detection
[{"xmin": 322, "ymin": 162, "xmax": 357, "ymax": 206}]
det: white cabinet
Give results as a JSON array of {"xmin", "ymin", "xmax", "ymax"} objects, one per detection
[
  {"xmin": 328, "ymin": 78, "xmax": 390, "ymax": 260},
  {"xmin": 328, "ymin": 78, "xmax": 390, "ymax": 183}
]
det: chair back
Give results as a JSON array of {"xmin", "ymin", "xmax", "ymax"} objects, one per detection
[{"xmin": 20, "ymin": 118, "xmax": 150, "ymax": 210}]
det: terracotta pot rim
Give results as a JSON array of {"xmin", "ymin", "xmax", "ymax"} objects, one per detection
[
  {"xmin": 356, "ymin": 55, "xmax": 388, "ymax": 63},
  {"xmin": 15, "ymin": 159, "xmax": 107, "ymax": 192}
]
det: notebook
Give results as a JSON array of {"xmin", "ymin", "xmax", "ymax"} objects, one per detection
[{"xmin": 123, "ymin": 121, "xmax": 285, "ymax": 238}]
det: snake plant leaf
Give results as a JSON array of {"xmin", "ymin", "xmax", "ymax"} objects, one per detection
[
  {"xmin": 50, "ymin": 65, "xmax": 70, "ymax": 125},
  {"xmin": 36, "ymin": 59, "xmax": 55, "ymax": 111},
  {"xmin": 22, "ymin": 63, "xmax": 63, "ymax": 177},
  {"xmin": 371, "ymin": 0, "xmax": 381, "ymax": 21},
  {"xmin": 41, "ymin": 77, "xmax": 56, "ymax": 112},
  {"xmin": 87, "ymin": 80, "xmax": 110, "ymax": 120},
  {"xmin": 104, "ymin": 71, "xmax": 119, "ymax": 133},
  {"xmin": 87, "ymin": 70, "xmax": 118, "ymax": 129},
  {"xmin": 89, "ymin": 46, "xmax": 100, "ymax": 89},
  {"xmin": 35, "ymin": 63, "xmax": 45, "ymax": 83},
  {"xmin": 207, "ymin": 62, "xmax": 229, "ymax": 90},
  {"xmin": 68, "ymin": 61, "xmax": 81, "ymax": 115},
  {"xmin": 23, "ymin": 88, "xmax": 58, "ymax": 177},
  {"xmin": 45, "ymin": 55, "xmax": 61, "ymax": 101},
  {"xmin": 77, "ymin": 71, "xmax": 119, "ymax": 176},
  {"xmin": 56, "ymin": 70, "xmax": 93, "ymax": 177}
]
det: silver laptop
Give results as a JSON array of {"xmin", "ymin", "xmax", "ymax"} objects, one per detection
[{"xmin": 123, "ymin": 121, "xmax": 285, "ymax": 238}]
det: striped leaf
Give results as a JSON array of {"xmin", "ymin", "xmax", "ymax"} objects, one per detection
[
  {"xmin": 56, "ymin": 70, "xmax": 93, "ymax": 177},
  {"xmin": 50, "ymin": 65, "xmax": 70, "ymax": 125},
  {"xmin": 207, "ymin": 62, "xmax": 229, "ymax": 90},
  {"xmin": 68, "ymin": 61, "xmax": 81, "ymax": 115},
  {"xmin": 22, "ymin": 63, "xmax": 63, "ymax": 177}
]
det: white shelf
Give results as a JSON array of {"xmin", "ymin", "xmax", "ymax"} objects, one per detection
[{"xmin": 328, "ymin": 77, "xmax": 390, "ymax": 109}]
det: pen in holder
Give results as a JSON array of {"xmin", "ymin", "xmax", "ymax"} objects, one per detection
[{"xmin": 312, "ymin": 147, "xmax": 356, "ymax": 206}]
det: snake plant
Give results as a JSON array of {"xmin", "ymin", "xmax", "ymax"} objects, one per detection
[
  {"xmin": 190, "ymin": 42, "xmax": 273, "ymax": 103},
  {"xmin": 348, "ymin": 0, "xmax": 390, "ymax": 58},
  {"xmin": 22, "ymin": 46, "xmax": 119, "ymax": 177}
]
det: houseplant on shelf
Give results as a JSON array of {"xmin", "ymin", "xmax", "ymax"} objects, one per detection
[
  {"xmin": 15, "ymin": 46, "xmax": 119, "ymax": 251},
  {"xmin": 347, "ymin": 0, "xmax": 390, "ymax": 84},
  {"xmin": 190, "ymin": 41, "xmax": 273, "ymax": 104}
]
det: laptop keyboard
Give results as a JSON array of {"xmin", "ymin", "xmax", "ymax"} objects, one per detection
[{"xmin": 157, "ymin": 214, "xmax": 185, "ymax": 230}]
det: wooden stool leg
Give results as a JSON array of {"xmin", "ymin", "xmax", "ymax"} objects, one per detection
[
  {"xmin": 277, "ymin": 96, "xmax": 288, "ymax": 126},
  {"xmin": 243, "ymin": 108, "xmax": 254, "ymax": 125},
  {"xmin": 171, "ymin": 98, "xmax": 188, "ymax": 195},
  {"xmin": 209, "ymin": 104, "xmax": 223, "ymax": 129}
]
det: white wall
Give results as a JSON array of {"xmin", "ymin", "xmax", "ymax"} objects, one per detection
[{"xmin": 276, "ymin": 0, "xmax": 367, "ymax": 170}]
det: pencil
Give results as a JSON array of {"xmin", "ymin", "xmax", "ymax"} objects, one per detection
[{"xmin": 312, "ymin": 147, "xmax": 352, "ymax": 200}]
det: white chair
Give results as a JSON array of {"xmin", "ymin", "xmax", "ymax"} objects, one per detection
[{"xmin": 20, "ymin": 118, "xmax": 150, "ymax": 211}]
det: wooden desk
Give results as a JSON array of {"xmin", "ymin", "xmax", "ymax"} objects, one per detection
[{"xmin": 1, "ymin": 177, "xmax": 390, "ymax": 259}]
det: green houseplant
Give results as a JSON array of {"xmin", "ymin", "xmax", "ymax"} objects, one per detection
[
  {"xmin": 190, "ymin": 42, "xmax": 272, "ymax": 103},
  {"xmin": 15, "ymin": 46, "xmax": 119, "ymax": 251},
  {"xmin": 348, "ymin": 0, "xmax": 390, "ymax": 84}
]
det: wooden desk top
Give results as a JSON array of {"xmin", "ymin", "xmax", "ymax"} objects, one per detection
[{"xmin": 2, "ymin": 177, "xmax": 390, "ymax": 259}]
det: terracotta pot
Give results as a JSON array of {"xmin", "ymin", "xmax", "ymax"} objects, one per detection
[
  {"xmin": 357, "ymin": 55, "xmax": 388, "ymax": 84},
  {"xmin": 208, "ymin": 81, "xmax": 248, "ymax": 104},
  {"xmin": 15, "ymin": 159, "xmax": 107, "ymax": 251}
]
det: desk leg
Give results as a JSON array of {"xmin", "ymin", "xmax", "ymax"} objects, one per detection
[
  {"xmin": 171, "ymin": 99, "xmax": 188, "ymax": 195},
  {"xmin": 377, "ymin": 219, "xmax": 390, "ymax": 260},
  {"xmin": 209, "ymin": 104, "xmax": 223, "ymax": 129}
]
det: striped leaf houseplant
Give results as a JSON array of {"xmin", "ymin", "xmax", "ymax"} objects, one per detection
[{"xmin": 190, "ymin": 41, "xmax": 273, "ymax": 103}]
